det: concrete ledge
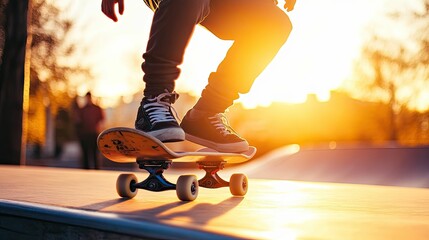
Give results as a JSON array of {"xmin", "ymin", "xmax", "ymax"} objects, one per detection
[{"xmin": 0, "ymin": 199, "xmax": 241, "ymax": 240}]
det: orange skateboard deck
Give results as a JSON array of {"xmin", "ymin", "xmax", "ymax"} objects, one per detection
[
  {"xmin": 98, "ymin": 127, "xmax": 256, "ymax": 163},
  {"xmin": 97, "ymin": 127, "xmax": 257, "ymax": 201}
]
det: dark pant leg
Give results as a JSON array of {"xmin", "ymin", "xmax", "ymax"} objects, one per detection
[
  {"xmin": 142, "ymin": 0, "xmax": 210, "ymax": 97},
  {"xmin": 79, "ymin": 138, "xmax": 90, "ymax": 169},
  {"xmin": 88, "ymin": 133, "xmax": 99, "ymax": 169},
  {"xmin": 80, "ymin": 133, "xmax": 98, "ymax": 169},
  {"xmin": 195, "ymin": 0, "xmax": 293, "ymax": 112}
]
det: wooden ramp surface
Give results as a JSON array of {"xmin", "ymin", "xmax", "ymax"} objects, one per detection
[{"xmin": 0, "ymin": 166, "xmax": 428, "ymax": 239}]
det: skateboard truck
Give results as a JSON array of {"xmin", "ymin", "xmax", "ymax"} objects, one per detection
[
  {"xmin": 134, "ymin": 159, "xmax": 176, "ymax": 192},
  {"xmin": 99, "ymin": 127, "xmax": 255, "ymax": 201},
  {"xmin": 196, "ymin": 158, "xmax": 249, "ymax": 196},
  {"xmin": 197, "ymin": 159, "xmax": 229, "ymax": 188}
]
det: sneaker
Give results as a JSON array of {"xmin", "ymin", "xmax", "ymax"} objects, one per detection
[
  {"xmin": 135, "ymin": 92, "xmax": 185, "ymax": 142},
  {"xmin": 180, "ymin": 109, "xmax": 249, "ymax": 152}
]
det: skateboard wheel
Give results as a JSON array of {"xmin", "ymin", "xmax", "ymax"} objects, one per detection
[
  {"xmin": 176, "ymin": 175, "xmax": 199, "ymax": 201},
  {"xmin": 116, "ymin": 173, "xmax": 138, "ymax": 199},
  {"xmin": 229, "ymin": 174, "xmax": 248, "ymax": 196}
]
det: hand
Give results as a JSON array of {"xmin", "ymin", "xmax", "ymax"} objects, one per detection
[
  {"xmin": 283, "ymin": 0, "xmax": 296, "ymax": 12},
  {"xmin": 101, "ymin": 0, "xmax": 124, "ymax": 22}
]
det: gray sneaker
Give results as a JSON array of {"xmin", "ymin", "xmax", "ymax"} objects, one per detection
[{"xmin": 135, "ymin": 92, "xmax": 185, "ymax": 142}]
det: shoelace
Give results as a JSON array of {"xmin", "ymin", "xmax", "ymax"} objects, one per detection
[
  {"xmin": 209, "ymin": 113, "xmax": 235, "ymax": 136},
  {"xmin": 144, "ymin": 92, "xmax": 180, "ymax": 124}
]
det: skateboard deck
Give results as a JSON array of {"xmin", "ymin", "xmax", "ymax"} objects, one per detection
[
  {"xmin": 97, "ymin": 127, "xmax": 256, "ymax": 163},
  {"xmin": 97, "ymin": 127, "xmax": 257, "ymax": 201}
]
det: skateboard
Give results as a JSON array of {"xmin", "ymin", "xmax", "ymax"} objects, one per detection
[{"xmin": 97, "ymin": 127, "xmax": 256, "ymax": 201}]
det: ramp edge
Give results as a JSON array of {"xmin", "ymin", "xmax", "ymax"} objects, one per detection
[{"xmin": 0, "ymin": 199, "xmax": 241, "ymax": 240}]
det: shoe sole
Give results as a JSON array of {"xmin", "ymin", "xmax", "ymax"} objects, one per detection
[{"xmin": 185, "ymin": 133, "xmax": 249, "ymax": 153}]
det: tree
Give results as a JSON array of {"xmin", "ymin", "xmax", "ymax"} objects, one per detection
[
  {"xmin": 0, "ymin": 0, "xmax": 91, "ymax": 164},
  {"xmin": 345, "ymin": 1, "xmax": 429, "ymax": 143},
  {"xmin": 354, "ymin": 37, "xmax": 412, "ymax": 141},
  {"xmin": 27, "ymin": 0, "xmax": 90, "ymax": 149},
  {"xmin": 0, "ymin": 0, "xmax": 31, "ymax": 164},
  {"xmin": 412, "ymin": 1, "xmax": 429, "ymax": 66}
]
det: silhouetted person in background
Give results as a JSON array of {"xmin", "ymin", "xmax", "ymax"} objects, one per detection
[{"xmin": 74, "ymin": 92, "xmax": 105, "ymax": 169}]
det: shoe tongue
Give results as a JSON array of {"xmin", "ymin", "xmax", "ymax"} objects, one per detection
[
  {"xmin": 163, "ymin": 92, "xmax": 179, "ymax": 104},
  {"xmin": 157, "ymin": 96, "xmax": 172, "ymax": 104}
]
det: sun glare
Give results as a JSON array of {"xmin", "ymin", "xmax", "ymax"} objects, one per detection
[{"xmin": 64, "ymin": 0, "xmax": 409, "ymax": 109}]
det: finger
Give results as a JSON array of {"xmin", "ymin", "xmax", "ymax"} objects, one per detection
[
  {"xmin": 284, "ymin": 3, "xmax": 294, "ymax": 12},
  {"xmin": 101, "ymin": 1, "xmax": 107, "ymax": 15},
  {"xmin": 101, "ymin": 1, "xmax": 118, "ymax": 22},
  {"xmin": 118, "ymin": 0, "xmax": 124, "ymax": 15},
  {"xmin": 108, "ymin": 8, "xmax": 119, "ymax": 22}
]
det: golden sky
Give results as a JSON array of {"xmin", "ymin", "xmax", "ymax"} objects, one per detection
[{"xmin": 56, "ymin": 0, "xmax": 424, "ymax": 108}]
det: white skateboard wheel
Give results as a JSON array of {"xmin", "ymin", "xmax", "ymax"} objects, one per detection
[
  {"xmin": 176, "ymin": 175, "xmax": 199, "ymax": 201},
  {"xmin": 116, "ymin": 173, "xmax": 138, "ymax": 199}
]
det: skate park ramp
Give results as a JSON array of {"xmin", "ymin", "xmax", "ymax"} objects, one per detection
[
  {"xmin": 241, "ymin": 144, "xmax": 429, "ymax": 188},
  {"xmin": 1, "ymin": 164, "xmax": 429, "ymax": 239}
]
